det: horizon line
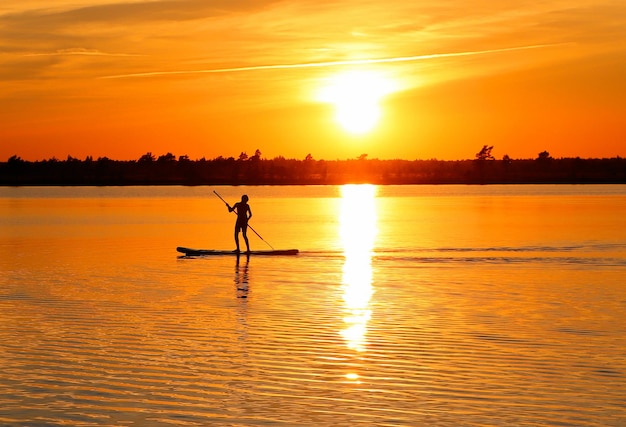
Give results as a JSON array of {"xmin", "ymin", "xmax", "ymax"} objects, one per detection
[{"xmin": 5, "ymin": 153, "xmax": 622, "ymax": 163}]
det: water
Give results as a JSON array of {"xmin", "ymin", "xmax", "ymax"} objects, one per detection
[{"xmin": 1, "ymin": 185, "xmax": 625, "ymax": 426}]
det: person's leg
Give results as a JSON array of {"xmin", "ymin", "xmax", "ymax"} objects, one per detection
[
  {"xmin": 242, "ymin": 226, "xmax": 250, "ymax": 252},
  {"xmin": 234, "ymin": 225, "xmax": 241, "ymax": 252}
]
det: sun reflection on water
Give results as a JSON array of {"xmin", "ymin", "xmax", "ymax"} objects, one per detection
[{"xmin": 339, "ymin": 184, "xmax": 377, "ymax": 355}]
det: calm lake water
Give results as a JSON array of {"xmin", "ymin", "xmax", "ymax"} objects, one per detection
[{"xmin": 1, "ymin": 185, "xmax": 625, "ymax": 426}]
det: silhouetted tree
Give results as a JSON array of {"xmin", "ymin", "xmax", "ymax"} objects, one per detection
[
  {"xmin": 138, "ymin": 152, "xmax": 155, "ymax": 162},
  {"xmin": 476, "ymin": 145, "xmax": 495, "ymax": 160},
  {"xmin": 537, "ymin": 151, "xmax": 552, "ymax": 161},
  {"xmin": 157, "ymin": 152, "xmax": 176, "ymax": 162},
  {"xmin": 8, "ymin": 155, "xmax": 24, "ymax": 164}
]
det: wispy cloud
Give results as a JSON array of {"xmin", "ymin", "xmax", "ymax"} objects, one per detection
[
  {"xmin": 100, "ymin": 43, "xmax": 565, "ymax": 79},
  {"xmin": 24, "ymin": 48, "xmax": 143, "ymax": 57}
]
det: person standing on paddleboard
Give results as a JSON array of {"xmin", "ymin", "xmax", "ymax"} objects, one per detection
[{"xmin": 228, "ymin": 195, "xmax": 252, "ymax": 253}]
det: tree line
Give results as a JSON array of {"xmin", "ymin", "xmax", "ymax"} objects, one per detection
[{"xmin": 1, "ymin": 147, "xmax": 625, "ymax": 185}]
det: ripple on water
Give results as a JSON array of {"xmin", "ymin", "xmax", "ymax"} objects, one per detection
[{"xmin": 2, "ymin": 187, "xmax": 626, "ymax": 425}]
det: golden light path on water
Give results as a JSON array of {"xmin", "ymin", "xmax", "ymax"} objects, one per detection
[{"xmin": 339, "ymin": 184, "xmax": 377, "ymax": 382}]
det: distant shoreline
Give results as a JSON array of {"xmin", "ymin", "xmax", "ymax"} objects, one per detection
[{"xmin": 2, "ymin": 156, "xmax": 625, "ymax": 186}]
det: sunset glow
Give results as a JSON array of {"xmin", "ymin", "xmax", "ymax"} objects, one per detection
[
  {"xmin": 1, "ymin": 1, "xmax": 625, "ymax": 161},
  {"xmin": 317, "ymin": 70, "xmax": 396, "ymax": 134}
]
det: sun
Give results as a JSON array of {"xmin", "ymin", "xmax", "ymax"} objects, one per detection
[{"xmin": 317, "ymin": 70, "xmax": 396, "ymax": 135}]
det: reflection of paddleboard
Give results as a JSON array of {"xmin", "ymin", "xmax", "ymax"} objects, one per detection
[{"xmin": 177, "ymin": 247, "xmax": 299, "ymax": 256}]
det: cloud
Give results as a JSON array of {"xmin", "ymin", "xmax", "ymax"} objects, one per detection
[
  {"xmin": 24, "ymin": 48, "xmax": 143, "ymax": 57},
  {"xmin": 0, "ymin": 0, "xmax": 276, "ymax": 57},
  {"xmin": 1, "ymin": 0, "xmax": 272, "ymax": 27},
  {"xmin": 99, "ymin": 43, "xmax": 567, "ymax": 79}
]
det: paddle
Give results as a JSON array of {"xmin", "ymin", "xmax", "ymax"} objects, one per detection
[{"xmin": 213, "ymin": 190, "xmax": 275, "ymax": 250}]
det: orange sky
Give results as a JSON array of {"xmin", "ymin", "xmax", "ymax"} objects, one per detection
[{"xmin": 1, "ymin": 0, "xmax": 625, "ymax": 161}]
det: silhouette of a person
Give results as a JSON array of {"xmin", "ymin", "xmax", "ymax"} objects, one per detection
[{"xmin": 228, "ymin": 195, "xmax": 252, "ymax": 253}]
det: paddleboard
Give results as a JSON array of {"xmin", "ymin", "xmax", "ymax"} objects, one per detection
[{"xmin": 177, "ymin": 247, "xmax": 299, "ymax": 256}]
